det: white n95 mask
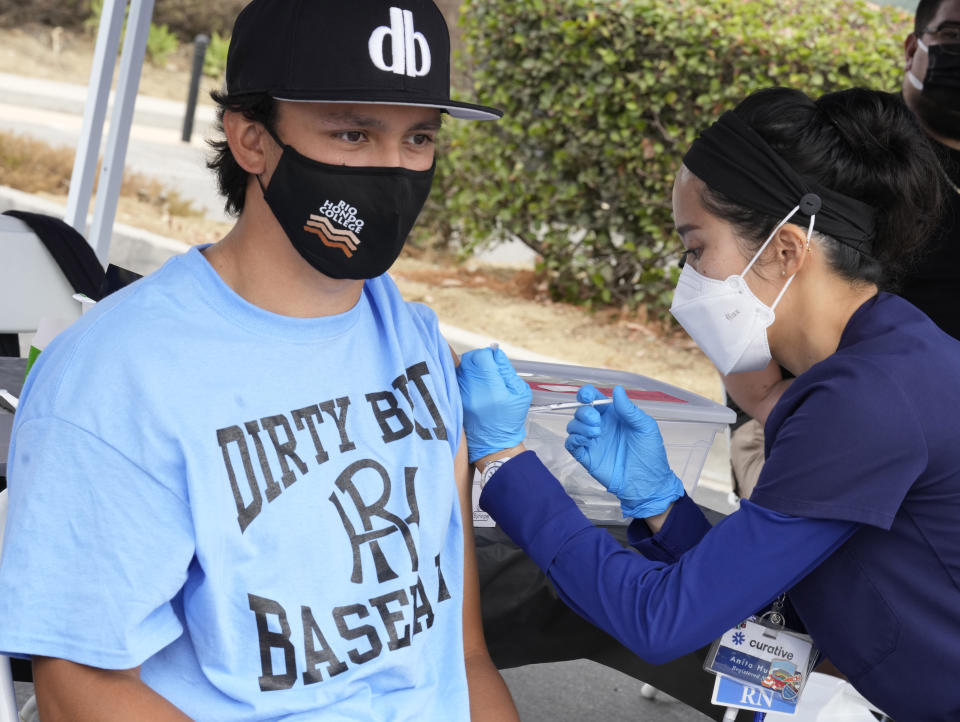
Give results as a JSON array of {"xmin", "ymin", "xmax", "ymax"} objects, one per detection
[{"xmin": 669, "ymin": 205, "xmax": 813, "ymax": 376}]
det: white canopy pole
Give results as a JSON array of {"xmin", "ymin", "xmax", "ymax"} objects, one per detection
[
  {"xmin": 63, "ymin": 0, "xmax": 127, "ymax": 243},
  {"xmin": 88, "ymin": 0, "xmax": 156, "ymax": 264}
]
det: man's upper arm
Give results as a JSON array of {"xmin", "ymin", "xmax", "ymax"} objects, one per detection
[
  {"xmin": 0, "ymin": 416, "xmax": 193, "ymax": 668},
  {"xmin": 32, "ymin": 657, "xmax": 190, "ymax": 722},
  {"xmin": 454, "ymin": 429, "xmax": 487, "ymax": 654}
]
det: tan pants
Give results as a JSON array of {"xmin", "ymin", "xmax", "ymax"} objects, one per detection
[{"xmin": 730, "ymin": 418, "xmax": 765, "ymax": 499}]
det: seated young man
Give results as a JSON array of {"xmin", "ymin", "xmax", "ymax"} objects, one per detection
[{"xmin": 0, "ymin": 2, "xmax": 518, "ymax": 720}]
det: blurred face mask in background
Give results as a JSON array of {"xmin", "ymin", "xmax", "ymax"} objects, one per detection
[{"xmin": 907, "ymin": 39, "xmax": 960, "ymax": 139}]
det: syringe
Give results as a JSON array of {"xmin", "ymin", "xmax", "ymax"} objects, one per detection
[
  {"xmin": 483, "ymin": 343, "xmax": 611, "ymax": 412},
  {"xmin": 528, "ymin": 398, "xmax": 613, "ymax": 413}
]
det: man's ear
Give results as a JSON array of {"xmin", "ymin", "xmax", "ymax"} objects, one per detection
[{"xmin": 223, "ymin": 110, "xmax": 270, "ymax": 175}]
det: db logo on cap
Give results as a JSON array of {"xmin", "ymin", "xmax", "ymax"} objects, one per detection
[{"xmin": 368, "ymin": 7, "xmax": 432, "ymax": 78}]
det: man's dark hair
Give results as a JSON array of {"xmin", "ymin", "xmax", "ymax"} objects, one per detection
[
  {"xmin": 915, "ymin": 0, "xmax": 949, "ymax": 34},
  {"xmin": 207, "ymin": 90, "xmax": 278, "ymax": 216}
]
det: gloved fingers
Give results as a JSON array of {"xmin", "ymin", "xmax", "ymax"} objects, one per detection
[
  {"xmin": 612, "ymin": 385, "xmax": 658, "ymax": 433},
  {"xmin": 576, "ymin": 384, "xmax": 608, "ymax": 404},
  {"xmin": 458, "ymin": 348, "xmax": 485, "ymax": 369},
  {"xmin": 572, "ymin": 403, "xmax": 602, "ymax": 427},
  {"xmin": 566, "ymin": 416, "xmax": 601, "ymax": 439},
  {"xmin": 459, "ymin": 348, "xmax": 500, "ymax": 379},
  {"xmin": 564, "ymin": 434, "xmax": 592, "ymax": 464},
  {"xmin": 492, "ymin": 348, "xmax": 531, "ymax": 396}
]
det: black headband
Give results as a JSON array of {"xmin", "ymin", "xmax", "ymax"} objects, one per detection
[{"xmin": 682, "ymin": 111, "xmax": 877, "ymax": 255}]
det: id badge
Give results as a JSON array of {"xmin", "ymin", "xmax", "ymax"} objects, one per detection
[
  {"xmin": 704, "ymin": 616, "xmax": 816, "ymax": 708},
  {"xmin": 711, "ymin": 673, "xmax": 804, "ymax": 715}
]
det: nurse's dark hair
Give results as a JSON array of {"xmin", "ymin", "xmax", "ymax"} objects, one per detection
[
  {"xmin": 207, "ymin": 89, "xmax": 278, "ymax": 216},
  {"xmin": 699, "ymin": 87, "xmax": 943, "ymax": 290},
  {"xmin": 915, "ymin": 0, "xmax": 950, "ymax": 34}
]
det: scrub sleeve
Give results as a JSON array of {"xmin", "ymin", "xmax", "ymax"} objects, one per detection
[{"xmin": 479, "ymin": 451, "xmax": 856, "ymax": 664}]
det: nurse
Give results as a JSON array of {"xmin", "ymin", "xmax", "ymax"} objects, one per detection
[{"xmin": 457, "ymin": 87, "xmax": 960, "ymax": 720}]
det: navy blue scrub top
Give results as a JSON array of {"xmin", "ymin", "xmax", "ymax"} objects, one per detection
[{"xmin": 480, "ymin": 294, "xmax": 960, "ymax": 721}]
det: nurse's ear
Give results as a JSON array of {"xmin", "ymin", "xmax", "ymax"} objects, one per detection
[{"xmin": 772, "ymin": 222, "xmax": 810, "ymax": 279}]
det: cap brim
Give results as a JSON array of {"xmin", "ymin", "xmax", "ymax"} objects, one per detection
[{"xmin": 271, "ymin": 94, "xmax": 502, "ymax": 120}]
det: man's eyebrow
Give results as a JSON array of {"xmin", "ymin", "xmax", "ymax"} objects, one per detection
[
  {"xmin": 317, "ymin": 112, "xmax": 387, "ymax": 128},
  {"xmin": 315, "ymin": 113, "xmax": 444, "ymax": 132},
  {"xmin": 409, "ymin": 119, "xmax": 443, "ymax": 131}
]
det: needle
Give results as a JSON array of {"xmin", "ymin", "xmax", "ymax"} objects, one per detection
[
  {"xmin": 528, "ymin": 398, "xmax": 613, "ymax": 413},
  {"xmin": 484, "ymin": 343, "xmax": 610, "ymax": 412}
]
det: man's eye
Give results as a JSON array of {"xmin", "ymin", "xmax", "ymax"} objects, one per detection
[
  {"xmin": 338, "ymin": 131, "xmax": 366, "ymax": 142},
  {"xmin": 410, "ymin": 134, "xmax": 435, "ymax": 146}
]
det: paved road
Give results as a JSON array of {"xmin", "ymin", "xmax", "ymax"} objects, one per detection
[
  {"xmin": 0, "ymin": 72, "xmax": 226, "ymax": 222},
  {"xmin": 1, "ymin": 71, "xmax": 733, "ymax": 721}
]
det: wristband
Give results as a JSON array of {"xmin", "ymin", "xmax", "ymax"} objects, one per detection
[{"xmin": 480, "ymin": 456, "xmax": 513, "ymax": 486}]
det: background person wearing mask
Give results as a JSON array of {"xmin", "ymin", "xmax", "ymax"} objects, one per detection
[
  {"xmin": 457, "ymin": 87, "xmax": 960, "ymax": 720},
  {"xmin": 724, "ymin": 0, "xmax": 960, "ymax": 500},
  {"xmin": 898, "ymin": 0, "xmax": 960, "ymax": 332}
]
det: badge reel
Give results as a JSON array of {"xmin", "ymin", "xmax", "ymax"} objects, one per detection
[{"xmin": 704, "ymin": 596, "xmax": 818, "ymax": 715}]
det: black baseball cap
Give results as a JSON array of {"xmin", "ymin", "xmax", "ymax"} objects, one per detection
[{"xmin": 226, "ymin": 0, "xmax": 502, "ymax": 120}]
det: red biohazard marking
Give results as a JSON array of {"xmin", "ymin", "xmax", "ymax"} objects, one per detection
[{"xmin": 526, "ymin": 381, "xmax": 687, "ymax": 404}]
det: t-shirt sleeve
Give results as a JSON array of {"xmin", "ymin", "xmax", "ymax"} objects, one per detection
[
  {"xmin": 0, "ymin": 416, "xmax": 195, "ymax": 669},
  {"xmin": 752, "ymin": 359, "xmax": 927, "ymax": 529},
  {"xmin": 406, "ymin": 300, "xmax": 463, "ymax": 457}
]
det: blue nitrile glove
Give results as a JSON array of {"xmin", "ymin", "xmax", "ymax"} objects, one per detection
[
  {"xmin": 564, "ymin": 384, "xmax": 685, "ymax": 518},
  {"xmin": 457, "ymin": 347, "xmax": 533, "ymax": 463}
]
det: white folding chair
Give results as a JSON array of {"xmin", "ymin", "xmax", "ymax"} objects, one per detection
[
  {"xmin": 0, "ymin": 213, "xmax": 92, "ymax": 720},
  {"xmin": 0, "ymin": 214, "xmax": 83, "ymax": 348}
]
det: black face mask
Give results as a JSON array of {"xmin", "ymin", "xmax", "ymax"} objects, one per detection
[
  {"xmin": 910, "ymin": 40, "xmax": 960, "ymax": 139},
  {"xmin": 259, "ymin": 133, "xmax": 435, "ymax": 280}
]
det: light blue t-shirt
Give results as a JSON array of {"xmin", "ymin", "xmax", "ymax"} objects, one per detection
[{"xmin": 0, "ymin": 246, "xmax": 468, "ymax": 721}]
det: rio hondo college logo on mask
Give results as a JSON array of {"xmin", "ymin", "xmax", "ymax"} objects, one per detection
[{"xmin": 304, "ymin": 201, "xmax": 366, "ymax": 258}]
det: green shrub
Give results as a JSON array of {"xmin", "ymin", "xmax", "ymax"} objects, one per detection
[
  {"xmin": 203, "ymin": 31, "xmax": 230, "ymax": 79},
  {"xmin": 145, "ymin": 21, "xmax": 179, "ymax": 67},
  {"xmin": 151, "ymin": 0, "xmax": 246, "ymax": 40},
  {"xmin": 420, "ymin": 0, "xmax": 911, "ymax": 317},
  {"xmin": 84, "ymin": 0, "xmax": 179, "ymax": 68},
  {"xmin": 83, "ymin": 0, "xmax": 107, "ymax": 35},
  {"xmin": 81, "ymin": 0, "xmax": 242, "ymax": 43}
]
